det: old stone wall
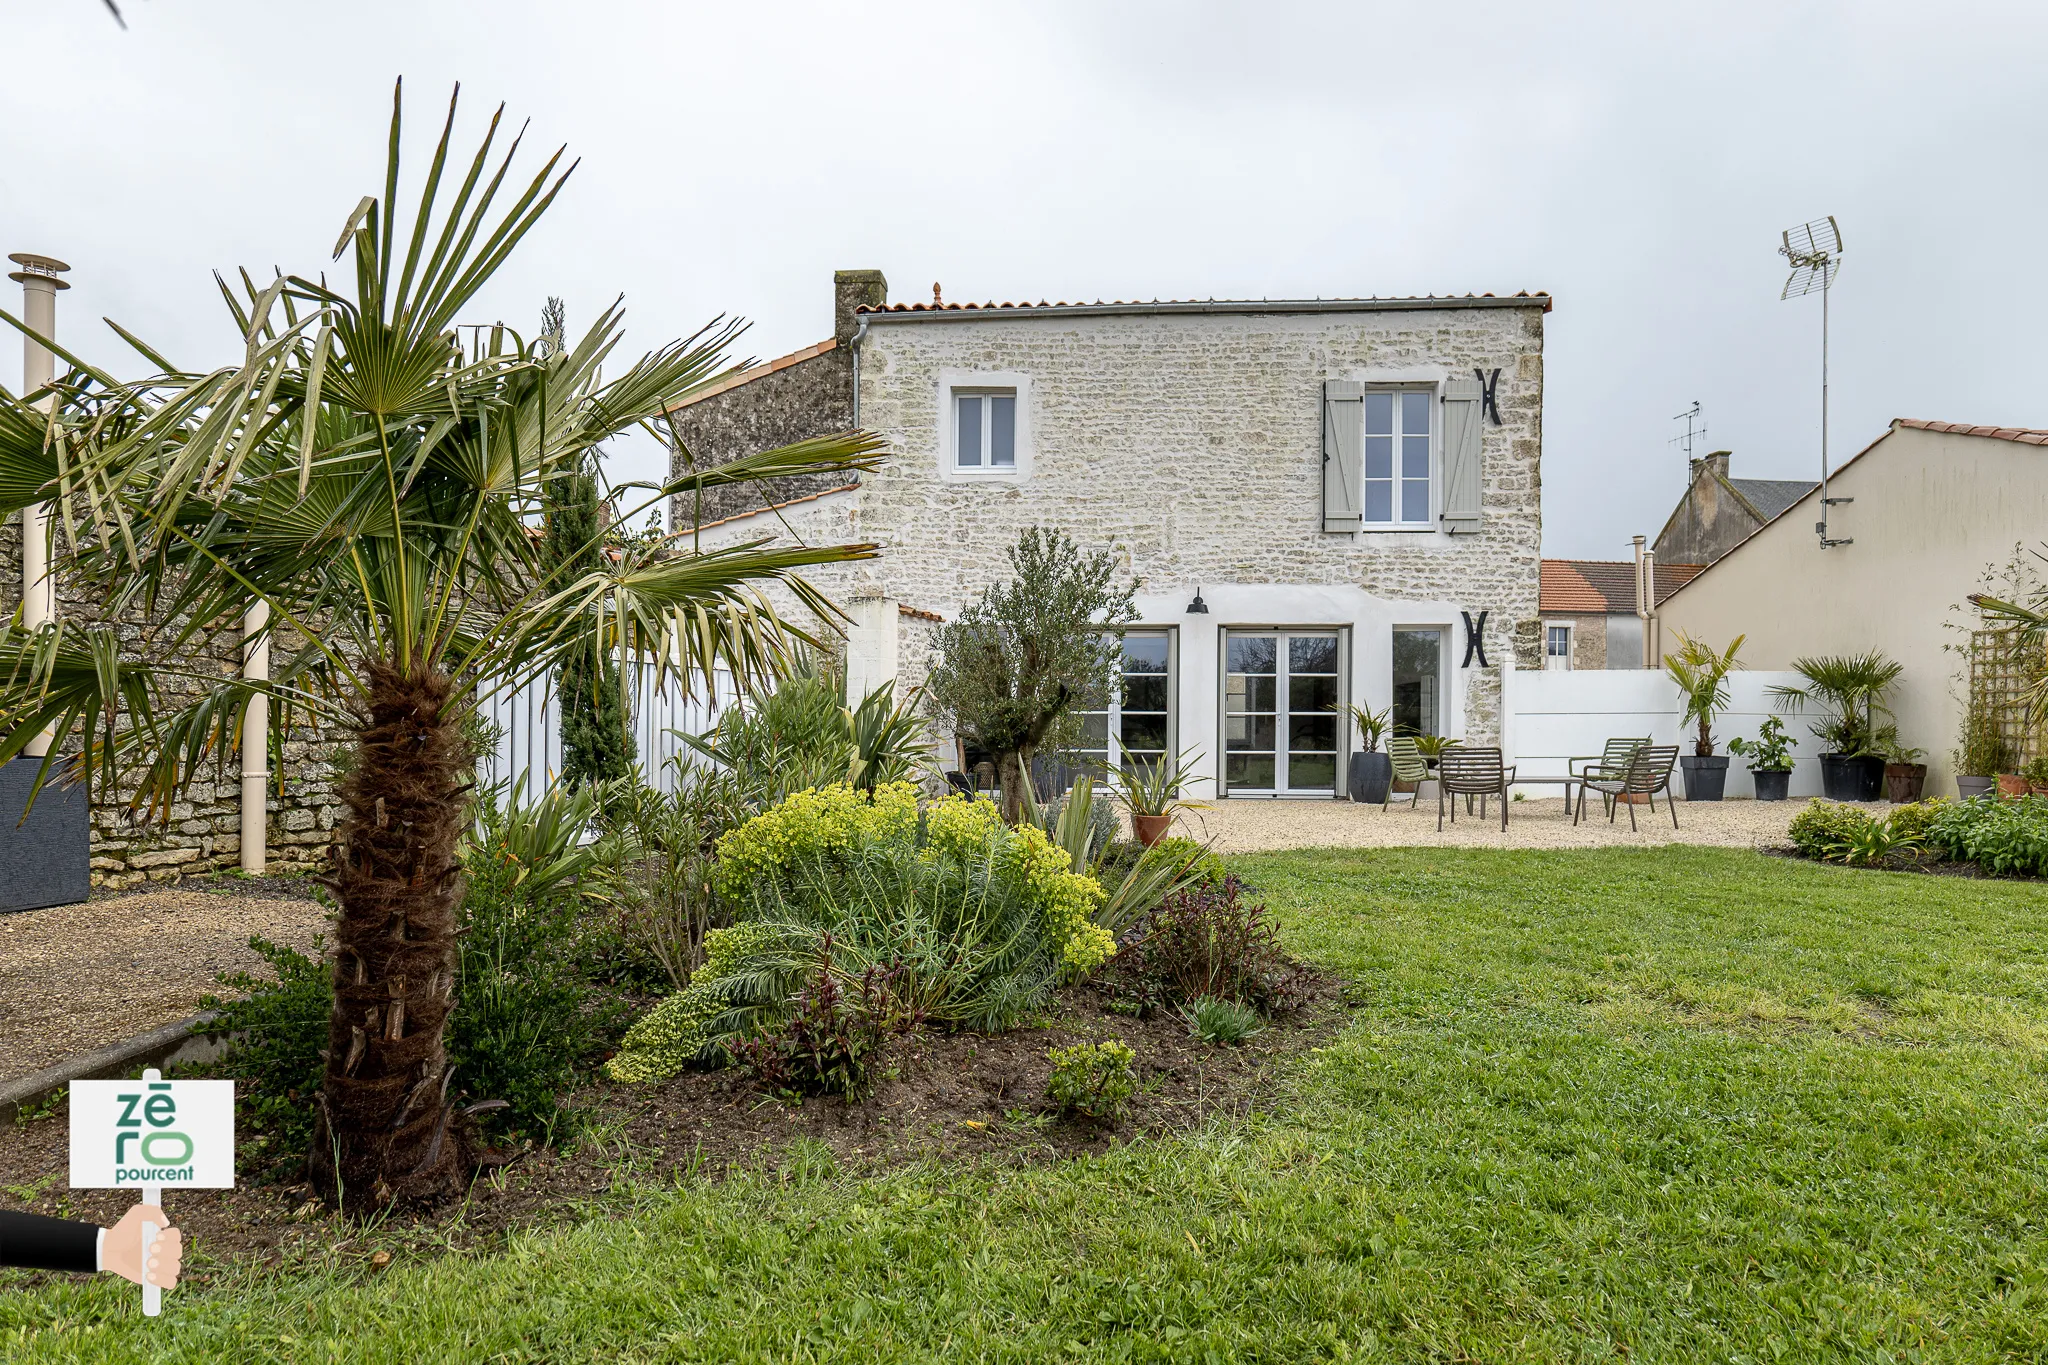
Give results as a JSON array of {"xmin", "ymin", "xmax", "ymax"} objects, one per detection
[
  {"xmin": 667, "ymin": 346, "xmax": 855, "ymax": 524},
  {"xmin": 0, "ymin": 515, "xmax": 339, "ymax": 888},
  {"xmin": 848, "ymin": 305, "xmax": 1546, "ymax": 741}
]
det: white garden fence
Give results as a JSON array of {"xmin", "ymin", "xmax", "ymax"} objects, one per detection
[
  {"xmin": 478, "ymin": 658, "xmax": 738, "ymax": 798},
  {"xmin": 1499, "ymin": 668, "xmax": 1833, "ymax": 799}
]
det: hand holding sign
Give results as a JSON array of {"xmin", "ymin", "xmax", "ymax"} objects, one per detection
[
  {"xmin": 102, "ymin": 1204, "xmax": 182, "ymax": 1289},
  {"xmin": 69, "ymin": 1067, "xmax": 233, "ymax": 1316}
]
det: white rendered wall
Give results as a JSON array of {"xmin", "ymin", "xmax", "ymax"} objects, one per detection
[{"xmin": 1500, "ymin": 668, "xmax": 1833, "ymax": 798}]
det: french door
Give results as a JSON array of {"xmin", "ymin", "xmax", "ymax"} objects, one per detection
[{"xmin": 1222, "ymin": 630, "xmax": 1343, "ymax": 797}]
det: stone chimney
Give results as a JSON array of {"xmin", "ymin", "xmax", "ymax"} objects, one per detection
[
  {"xmin": 1702, "ymin": 449, "xmax": 1731, "ymax": 482},
  {"xmin": 833, "ymin": 269, "xmax": 887, "ymax": 347}
]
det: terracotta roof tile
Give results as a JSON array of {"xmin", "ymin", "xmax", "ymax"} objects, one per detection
[
  {"xmin": 1895, "ymin": 418, "xmax": 2048, "ymax": 446},
  {"xmin": 856, "ymin": 291, "xmax": 1552, "ymax": 316},
  {"xmin": 1540, "ymin": 559, "xmax": 1703, "ymax": 614},
  {"xmin": 898, "ymin": 604, "xmax": 944, "ymax": 624}
]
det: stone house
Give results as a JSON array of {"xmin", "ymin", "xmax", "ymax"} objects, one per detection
[
  {"xmin": 668, "ymin": 272, "xmax": 1550, "ymax": 800},
  {"xmin": 1653, "ymin": 450, "xmax": 1816, "ymax": 567},
  {"xmin": 1537, "ymin": 559, "xmax": 1702, "ymax": 670}
]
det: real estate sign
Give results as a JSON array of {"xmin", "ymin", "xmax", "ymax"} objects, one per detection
[{"xmin": 69, "ymin": 1074, "xmax": 235, "ymax": 1190}]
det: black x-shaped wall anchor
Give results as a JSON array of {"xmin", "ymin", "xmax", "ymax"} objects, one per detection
[
  {"xmin": 1474, "ymin": 367, "xmax": 1502, "ymax": 425},
  {"xmin": 1461, "ymin": 610, "xmax": 1489, "ymax": 668}
]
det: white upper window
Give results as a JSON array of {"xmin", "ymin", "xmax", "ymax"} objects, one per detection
[
  {"xmin": 1364, "ymin": 389, "xmax": 1432, "ymax": 525},
  {"xmin": 954, "ymin": 389, "xmax": 1017, "ymax": 471}
]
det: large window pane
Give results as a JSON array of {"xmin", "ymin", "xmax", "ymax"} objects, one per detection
[
  {"xmin": 990, "ymin": 394, "xmax": 1016, "ymax": 466},
  {"xmin": 1365, "ymin": 392, "xmax": 1393, "ymax": 434},
  {"xmin": 1123, "ymin": 674, "xmax": 1168, "ymax": 711},
  {"xmin": 1287, "ymin": 753, "xmax": 1337, "ymax": 791},
  {"xmin": 1227, "ymin": 635, "xmax": 1276, "ymax": 674},
  {"xmin": 1402, "ymin": 477, "xmax": 1429, "ymax": 523},
  {"xmin": 1124, "ymin": 635, "xmax": 1170, "ymax": 672},
  {"xmin": 1289, "ymin": 674, "xmax": 1338, "ymax": 714},
  {"xmin": 1392, "ymin": 628, "xmax": 1442, "ymax": 737},
  {"xmin": 1288, "ymin": 714, "xmax": 1337, "ymax": 750},
  {"xmin": 1290, "ymin": 636, "xmax": 1337, "ymax": 673},
  {"xmin": 1121, "ymin": 714, "xmax": 1170, "ymax": 752},
  {"xmin": 1402, "ymin": 433, "xmax": 1430, "ymax": 480},
  {"xmin": 1226, "ymin": 716, "xmax": 1276, "ymax": 751},
  {"xmin": 1364, "ymin": 483, "xmax": 1393, "ymax": 522},
  {"xmin": 957, "ymin": 395, "xmax": 982, "ymax": 466},
  {"xmin": 1401, "ymin": 390, "xmax": 1431, "ymax": 436},
  {"xmin": 1226, "ymin": 754, "xmax": 1276, "ymax": 789},
  {"xmin": 1364, "ymin": 435, "xmax": 1393, "ymax": 480}
]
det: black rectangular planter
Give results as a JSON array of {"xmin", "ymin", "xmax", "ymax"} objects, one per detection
[{"xmin": 0, "ymin": 757, "xmax": 91, "ymax": 914}]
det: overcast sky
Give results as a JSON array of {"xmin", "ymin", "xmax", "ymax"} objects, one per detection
[{"xmin": 5, "ymin": 0, "xmax": 2046, "ymax": 558}]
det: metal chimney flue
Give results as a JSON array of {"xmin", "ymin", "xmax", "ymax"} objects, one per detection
[{"xmin": 9, "ymin": 253, "xmax": 69, "ymax": 758}]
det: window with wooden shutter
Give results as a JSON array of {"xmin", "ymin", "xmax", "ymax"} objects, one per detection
[
  {"xmin": 1439, "ymin": 374, "xmax": 1484, "ymax": 533},
  {"xmin": 1321, "ymin": 380, "xmax": 1364, "ymax": 533}
]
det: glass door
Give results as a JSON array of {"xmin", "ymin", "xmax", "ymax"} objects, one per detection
[
  {"xmin": 1223, "ymin": 630, "xmax": 1342, "ymax": 796},
  {"xmin": 1392, "ymin": 628, "xmax": 1444, "ymax": 738}
]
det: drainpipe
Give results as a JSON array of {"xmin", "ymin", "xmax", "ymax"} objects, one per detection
[
  {"xmin": 9, "ymin": 253, "xmax": 70, "ymax": 758},
  {"xmin": 1632, "ymin": 535, "xmax": 1655, "ymax": 670},
  {"xmin": 241, "ymin": 601, "xmax": 269, "ymax": 873}
]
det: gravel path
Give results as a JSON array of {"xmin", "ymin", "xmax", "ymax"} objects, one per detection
[
  {"xmin": 1164, "ymin": 794, "xmax": 1872, "ymax": 854},
  {"xmin": 0, "ymin": 882, "xmax": 327, "ymax": 1084}
]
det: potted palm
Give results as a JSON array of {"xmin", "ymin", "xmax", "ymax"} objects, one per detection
[
  {"xmin": 1346, "ymin": 704, "xmax": 1392, "ymax": 804},
  {"xmin": 1114, "ymin": 743, "xmax": 1207, "ymax": 846},
  {"xmin": 1665, "ymin": 632, "xmax": 1743, "ymax": 801},
  {"xmin": 1727, "ymin": 715, "xmax": 1794, "ymax": 801},
  {"xmin": 1772, "ymin": 652, "xmax": 1902, "ymax": 802}
]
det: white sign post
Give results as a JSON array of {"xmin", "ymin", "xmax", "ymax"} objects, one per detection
[{"xmin": 69, "ymin": 1068, "xmax": 234, "ymax": 1316}]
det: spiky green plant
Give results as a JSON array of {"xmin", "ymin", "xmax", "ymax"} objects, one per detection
[
  {"xmin": 1771, "ymin": 652, "xmax": 1904, "ymax": 757},
  {"xmin": 0, "ymin": 81, "xmax": 882, "ymax": 1208},
  {"xmin": 1663, "ymin": 633, "xmax": 1744, "ymax": 757}
]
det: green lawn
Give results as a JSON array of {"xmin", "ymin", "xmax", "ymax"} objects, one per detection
[{"xmin": 9, "ymin": 847, "xmax": 2048, "ymax": 1362}]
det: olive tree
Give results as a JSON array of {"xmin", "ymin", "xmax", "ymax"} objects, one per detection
[{"xmin": 924, "ymin": 527, "xmax": 1136, "ymax": 823}]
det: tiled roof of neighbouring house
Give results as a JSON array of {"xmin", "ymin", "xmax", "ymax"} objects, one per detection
[
  {"xmin": 1895, "ymin": 418, "xmax": 2048, "ymax": 445},
  {"xmin": 1540, "ymin": 559, "xmax": 1705, "ymax": 615},
  {"xmin": 1728, "ymin": 477, "xmax": 1818, "ymax": 523},
  {"xmin": 857, "ymin": 292, "xmax": 1553, "ymax": 317},
  {"xmin": 661, "ymin": 339, "xmax": 837, "ymax": 414}
]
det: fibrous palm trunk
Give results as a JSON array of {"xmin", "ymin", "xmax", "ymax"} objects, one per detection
[{"xmin": 308, "ymin": 661, "xmax": 472, "ymax": 1209}]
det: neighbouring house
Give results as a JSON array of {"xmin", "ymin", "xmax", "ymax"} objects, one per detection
[
  {"xmin": 667, "ymin": 271, "xmax": 1550, "ymax": 800},
  {"xmin": 1538, "ymin": 558, "xmax": 1702, "ymax": 670},
  {"xmin": 1653, "ymin": 449, "xmax": 1816, "ymax": 567},
  {"xmin": 1657, "ymin": 419, "xmax": 2048, "ymax": 796}
]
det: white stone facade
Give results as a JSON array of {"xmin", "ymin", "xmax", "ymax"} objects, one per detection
[{"xmin": 692, "ymin": 297, "xmax": 1547, "ymax": 800}]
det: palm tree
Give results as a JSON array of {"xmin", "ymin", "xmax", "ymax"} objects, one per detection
[
  {"xmin": 1663, "ymin": 633, "xmax": 1744, "ymax": 757},
  {"xmin": 1770, "ymin": 651, "xmax": 1903, "ymax": 755},
  {"xmin": 0, "ymin": 82, "xmax": 883, "ymax": 1208}
]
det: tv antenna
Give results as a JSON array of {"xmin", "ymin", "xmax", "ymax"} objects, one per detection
[
  {"xmin": 1779, "ymin": 216, "xmax": 1850, "ymax": 548},
  {"xmin": 1669, "ymin": 401, "xmax": 1707, "ymax": 468}
]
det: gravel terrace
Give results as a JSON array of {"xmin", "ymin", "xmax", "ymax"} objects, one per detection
[
  {"xmin": 1167, "ymin": 793, "xmax": 1869, "ymax": 854},
  {"xmin": 0, "ymin": 879, "xmax": 327, "ymax": 1085}
]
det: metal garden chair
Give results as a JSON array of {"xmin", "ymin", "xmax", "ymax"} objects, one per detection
[
  {"xmin": 1568, "ymin": 736, "xmax": 1647, "ymax": 820},
  {"xmin": 1439, "ymin": 746, "xmax": 1514, "ymax": 831},
  {"xmin": 1574, "ymin": 744, "xmax": 1680, "ymax": 831},
  {"xmin": 1384, "ymin": 736, "xmax": 1429, "ymax": 811}
]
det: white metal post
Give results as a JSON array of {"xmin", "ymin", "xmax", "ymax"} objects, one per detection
[
  {"xmin": 9, "ymin": 253, "xmax": 68, "ymax": 757},
  {"xmin": 241, "ymin": 600, "xmax": 270, "ymax": 873}
]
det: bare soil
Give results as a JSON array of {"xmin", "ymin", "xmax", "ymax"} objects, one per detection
[
  {"xmin": 0, "ymin": 975, "xmax": 1345, "ymax": 1286},
  {"xmin": 0, "ymin": 877, "xmax": 327, "ymax": 1083}
]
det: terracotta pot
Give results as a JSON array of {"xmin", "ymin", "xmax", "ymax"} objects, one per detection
[
  {"xmin": 1998, "ymin": 774, "xmax": 2030, "ymax": 799},
  {"xmin": 1883, "ymin": 762, "xmax": 1927, "ymax": 804},
  {"xmin": 1131, "ymin": 813, "xmax": 1172, "ymax": 847}
]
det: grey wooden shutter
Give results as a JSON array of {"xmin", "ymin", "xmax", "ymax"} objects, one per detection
[
  {"xmin": 1439, "ymin": 375, "xmax": 1484, "ymax": 533},
  {"xmin": 1322, "ymin": 380, "xmax": 1364, "ymax": 533}
]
